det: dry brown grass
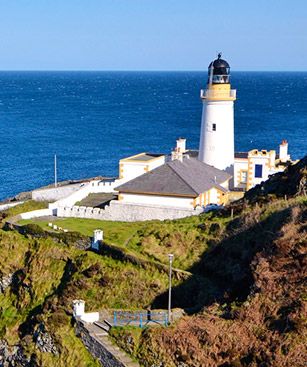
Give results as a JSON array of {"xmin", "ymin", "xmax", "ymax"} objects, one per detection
[{"xmin": 135, "ymin": 202, "xmax": 307, "ymax": 367}]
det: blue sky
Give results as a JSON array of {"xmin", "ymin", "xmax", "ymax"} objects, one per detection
[{"xmin": 0, "ymin": 0, "xmax": 306, "ymax": 71}]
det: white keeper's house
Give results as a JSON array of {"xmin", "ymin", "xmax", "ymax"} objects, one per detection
[{"xmin": 116, "ymin": 144, "xmax": 231, "ymax": 209}]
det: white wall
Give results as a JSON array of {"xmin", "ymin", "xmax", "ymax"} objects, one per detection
[
  {"xmin": 234, "ymin": 160, "xmax": 248, "ymax": 188},
  {"xmin": 49, "ymin": 179, "xmax": 121, "ymax": 210},
  {"xmin": 148, "ymin": 156, "xmax": 166, "ymax": 170},
  {"xmin": 248, "ymin": 156, "xmax": 270, "ymax": 187},
  {"xmin": 199, "ymin": 100, "xmax": 235, "ymax": 170},
  {"xmin": 57, "ymin": 201, "xmax": 203, "ymax": 222},
  {"xmin": 32, "ymin": 184, "xmax": 84, "ymax": 202},
  {"xmin": 208, "ymin": 188, "xmax": 218, "ymax": 204},
  {"xmin": 120, "ymin": 156, "xmax": 165, "ymax": 181},
  {"xmin": 80, "ymin": 312, "xmax": 100, "ymax": 323},
  {"xmin": 120, "ymin": 193, "xmax": 194, "ymax": 208},
  {"xmin": 0, "ymin": 201, "xmax": 24, "ymax": 212},
  {"xmin": 49, "ymin": 183, "xmax": 93, "ymax": 209},
  {"xmin": 19, "ymin": 208, "xmax": 53, "ymax": 220},
  {"xmin": 121, "ymin": 164, "xmax": 147, "ymax": 181}
]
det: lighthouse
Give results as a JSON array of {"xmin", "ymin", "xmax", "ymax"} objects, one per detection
[{"xmin": 198, "ymin": 53, "xmax": 236, "ymax": 172}]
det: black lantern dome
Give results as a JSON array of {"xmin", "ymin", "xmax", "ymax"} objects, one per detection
[{"xmin": 208, "ymin": 53, "xmax": 230, "ymax": 84}]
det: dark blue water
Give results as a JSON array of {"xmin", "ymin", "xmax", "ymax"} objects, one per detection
[{"xmin": 0, "ymin": 71, "xmax": 306, "ymax": 200}]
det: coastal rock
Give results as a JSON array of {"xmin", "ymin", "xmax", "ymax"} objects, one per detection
[
  {"xmin": 33, "ymin": 324, "xmax": 58, "ymax": 355},
  {"xmin": 0, "ymin": 339, "xmax": 30, "ymax": 367},
  {"xmin": 0, "ymin": 274, "xmax": 13, "ymax": 293}
]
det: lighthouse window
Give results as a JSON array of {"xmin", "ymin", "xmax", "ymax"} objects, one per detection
[
  {"xmin": 255, "ymin": 164, "xmax": 263, "ymax": 178},
  {"xmin": 212, "ymin": 123, "xmax": 216, "ymax": 131}
]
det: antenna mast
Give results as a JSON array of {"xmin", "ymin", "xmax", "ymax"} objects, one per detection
[{"xmin": 54, "ymin": 154, "xmax": 57, "ymax": 188}]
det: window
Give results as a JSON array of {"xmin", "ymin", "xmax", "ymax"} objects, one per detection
[
  {"xmin": 241, "ymin": 171, "xmax": 247, "ymax": 183},
  {"xmin": 212, "ymin": 123, "xmax": 216, "ymax": 131},
  {"xmin": 255, "ymin": 164, "xmax": 263, "ymax": 178}
]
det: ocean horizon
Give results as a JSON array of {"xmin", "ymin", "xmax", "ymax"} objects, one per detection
[{"xmin": 0, "ymin": 71, "xmax": 306, "ymax": 201}]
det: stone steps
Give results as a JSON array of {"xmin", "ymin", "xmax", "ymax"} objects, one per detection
[{"xmin": 94, "ymin": 320, "xmax": 110, "ymax": 333}]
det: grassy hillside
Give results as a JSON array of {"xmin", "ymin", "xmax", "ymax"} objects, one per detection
[
  {"xmin": 118, "ymin": 197, "xmax": 305, "ymax": 367},
  {"xmin": 109, "ymin": 157, "xmax": 307, "ymax": 367},
  {"xmin": 0, "ymin": 157, "xmax": 306, "ymax": 366},
  {"xmin": 18, "ymin": 210, "xmax": 231, "ymax": 272},
  {"xmin": 0, "ymin": 227, "xmax": 180, "ymax": 366}
]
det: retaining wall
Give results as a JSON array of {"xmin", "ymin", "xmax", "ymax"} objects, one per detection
[
  {"xmin": 75, "ymin": 320, "xmax": 126, "ymax": 367},
  {"xmin": 57, "ymin": 201, "xmax": 203, "ymax": 222}
]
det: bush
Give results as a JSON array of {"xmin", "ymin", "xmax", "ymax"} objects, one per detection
[
  {"xmin": 22, "ymin": 224, "xmax": 47, "ymax": 238},
  {"xmin": 209, "ymin": 222, "xmax": 221, "ymax": 235}
]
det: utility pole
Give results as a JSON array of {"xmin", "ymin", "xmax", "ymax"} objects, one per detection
[
  {"xmin": 54, "ymin": 154, "xmax": 57, "ymax": 188},
  {"xmin": 168, "ymin": 254, "xmax": 174, "ymax": 324}
]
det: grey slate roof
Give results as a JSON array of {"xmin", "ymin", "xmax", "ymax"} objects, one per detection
[{"xmin": 115, "ymin": 157, "xmax": 231, "ymax": 197}]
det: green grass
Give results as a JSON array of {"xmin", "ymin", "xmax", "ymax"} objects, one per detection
[
  {"xmin": 18, "ymin": 211, "xmax": 232, "ymax": 271},
  {"xmin": 19, "ymin": 217, "xmax": 147, "ymax": 246},
  {"xmin": 0, "ymin": 227, "xmax": 180, "ymax": 365},
  {"xmin": 109, "ymin": 326, "xmax": 143, "ymax": 359}
]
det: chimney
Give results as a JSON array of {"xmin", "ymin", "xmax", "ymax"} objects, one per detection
[
  {"xmin": 171, "ymin": 147, "xmax": 183, "ymax": 162},
  {"xmin": 279, "ymin": 140, "xmax": 289, "ymax": 163},
  {"xmin": 176, "ymin": 138, "xmax": 186, "ymax": 153},
  {"xmin": 171, "ymin": 138, "xmax": 186, "ymax": 162}
]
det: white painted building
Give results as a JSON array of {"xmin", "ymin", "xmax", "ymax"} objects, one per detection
[
  {"xmin": 116, "ymin": 149, "xmax": 231, "ymax": 209},
  {"xmin": 233, "ymin": 141, "xmax": 291, "ymax": 191},
  {"xmin": 119, "ymin": 153, "xmax": 165, "ymax": 181},
  {"xmin": 198, "ymin": 53, "xmax": 236, "ymax": 172},
  {"xmin": 197, "ymin": 54, "xmax": 292, "ymax": 192},
  {"xmin": 44, "ymin": 54, "xmax": 294, "ymax": 222}
]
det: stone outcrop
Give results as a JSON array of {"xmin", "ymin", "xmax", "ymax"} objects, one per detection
[
  {"xmin": 0, "ymin": 274, "xmax": 13, "ymax": 293},
  {"xmin": 0, "ymin": 340, "xmax": 31, "ymax": 367},
  {"xmin": 33, "ymin": 324, "xmax": 59, "ymax": 355}
]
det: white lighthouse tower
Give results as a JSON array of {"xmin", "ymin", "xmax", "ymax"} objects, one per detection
[{"xmin": 198, "ymin": 54, "xmax": 236, "ymax": 172}]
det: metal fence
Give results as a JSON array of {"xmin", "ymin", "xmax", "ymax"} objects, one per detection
[{"xmin": 113, "ymin": 310, "xmax": 168, "ymax": 328}]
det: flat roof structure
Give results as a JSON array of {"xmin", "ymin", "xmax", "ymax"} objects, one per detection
[{"xmin": 120, "ymin": 152, "xmax": 165, "ymax": 162}]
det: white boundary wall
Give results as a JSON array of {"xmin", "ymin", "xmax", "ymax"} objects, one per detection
[
  {"xmin": 32, "ymin": 184, "xmax": 84, "ymax": 202},
  {"xmin": 57, "ymin": 201, "xmax": 203, "ymax": 222},
  {"xmin": 0, "ymin": 201, "xmax": 24, "ymax": 212},
  {"xmin": 49, "ymin": 182, "xmax": 94, "ymax": 209},
  {"xmin": 80, "ymin": 312, "xmax": 100, "ymax": 323},
  {"xmin": 49, "ymin": 177, "xmax": 133, "ymax": 211},
  {"xmin": 19, "ymin": 208, "xmax": 53, "ymax": 220}
]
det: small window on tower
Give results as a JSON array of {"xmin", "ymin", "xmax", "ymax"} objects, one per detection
[{"xmin": 212, "ymin": 123, "xmax": 216, "ymax": 131}]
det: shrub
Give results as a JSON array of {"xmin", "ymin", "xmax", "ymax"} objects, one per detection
[{"xmin": 22, "ymin": 224, "xmax": 46, "ymax": 238}]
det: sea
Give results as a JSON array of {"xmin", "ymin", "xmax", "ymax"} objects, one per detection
[{"xmin": 0, "ymin": 71, "xmax": 306, "ymax": 201}]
